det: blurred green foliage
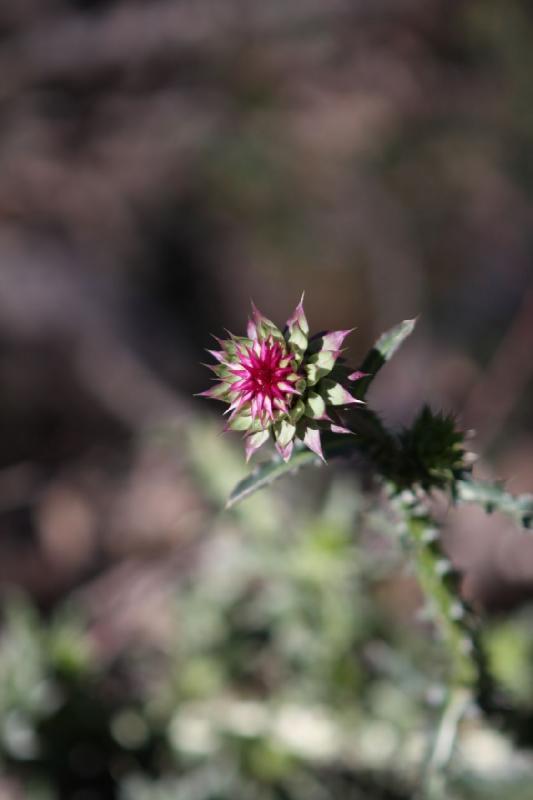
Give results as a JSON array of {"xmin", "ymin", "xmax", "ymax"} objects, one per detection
[{"xmin": 0, "ymin": 423, "xmax": 532, "ymax": 799}]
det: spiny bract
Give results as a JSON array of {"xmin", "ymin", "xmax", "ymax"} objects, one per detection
[{"xmin": 198, "ymin": 295, "xmax": 365, "ymax": 462}]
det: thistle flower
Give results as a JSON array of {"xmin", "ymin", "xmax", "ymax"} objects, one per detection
[{"xmin": 198, "ymin": 295, "xmax": 365, "ymax": 462}]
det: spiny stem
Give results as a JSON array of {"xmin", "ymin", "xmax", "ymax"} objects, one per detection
[
  {"xmin": 419, "ymin": 686, "xmax": 471, "ymax": 799},
  {"xmin": 392, "ymin": 490, "xmax": 494, "ymax": 706},
  {"xmin": 391, "ymin": 491, "xmax": 495, "ymax": 798}
]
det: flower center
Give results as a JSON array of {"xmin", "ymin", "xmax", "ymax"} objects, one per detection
[
  {"xmin": 251, "ymin": 363, "xmax": 276, "ymax": 389},
  {"xmin": 228, "ymin": 339, "xmax": 300, "ymax": 424}
]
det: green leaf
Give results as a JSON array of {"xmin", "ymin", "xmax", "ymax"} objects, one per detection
[
  {"xmin": 355, "ymin": 317, "xmax": 418, "ymax": 400},
  {"xmin": 373, "ymin": 317, "xmax": 418, "ymax": 362},
  {"xmin": 226, "ymin": 437, "xmax": 354, "ymax": 509},
  {"xmin": 226, "ymin": 446, "xmax": 315, "ymax": 509}
]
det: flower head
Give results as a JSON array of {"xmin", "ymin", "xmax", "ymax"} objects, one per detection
[{"xmin": 198, "ymin": 295, "xmax": 365, "ymax": 462}]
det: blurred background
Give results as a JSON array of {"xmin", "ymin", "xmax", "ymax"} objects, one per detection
[{"xmin": 1, "ymin": 1, "xmax": 533, "ymax": 797}]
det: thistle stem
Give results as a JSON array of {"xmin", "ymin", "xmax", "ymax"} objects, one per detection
[{"xmin": 419, "ymin": 686, "xmax": 471, "ymax": 799}]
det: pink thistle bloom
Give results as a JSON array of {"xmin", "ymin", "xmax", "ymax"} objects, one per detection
[
  {"xmin": 197, "ymin": 295, "xmax": 365, "ymax": 463},
  {"xmin": 226, "ymin": 338, "xmax": 297, "ymax": 423}
]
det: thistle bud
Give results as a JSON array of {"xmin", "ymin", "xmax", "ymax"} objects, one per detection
[{"xmin": 197, "ymin": 295, "xmax": 365, "ymax": 462}]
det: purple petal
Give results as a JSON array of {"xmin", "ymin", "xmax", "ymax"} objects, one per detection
[
  {"xmin": 331, "ymin": 423, "xmax": 352, "ymax": 434},
  {"xmin": 340, "ymin": 388, "xmax": 365, "ymax": 405},
  {"xmin": 332, "ymin": 384, "xmax": 365, "ymax": 405},
  {"xmin": 319, "ymin": 329, "xmax": 354, "ymax": 352},
  {"xmin": 273, "ymin": 398, "xmax": 289, "ymax": 414},
  {"xmin": 250, "ymin": 301, "xmax": 276, "ymax": 331},
  {"xmin": 277, "ymin": 382, "xmax": 301, "ymax": 395},
  {"xmin": 226, "ymin": 393, "xmax": 250, "ymax": 417},
  {"xmin": 348, "ymin": 370, "xmax": 369, "ymax": 382},
  {"xmin": 206, "ymin": 349, "xmax": 227, "ymax": 363},
  {"xmin": 247, "ymin": 318, "xmax": 258, "ymax": 339},
  {"xmin": 285, "ymin": 292, "xmax": 309, "ymax": 335},
  {"xmin": 263, "ymin": 394, "xmax": 273, "ymax": 419}
]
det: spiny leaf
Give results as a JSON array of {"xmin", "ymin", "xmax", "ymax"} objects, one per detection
[
  {"xmin": 455, "ymin": 479, "xmax": 533, "ymax": 530},
  {"xmin": 226, "ymin": 446, "xmax": 318, "ymax": 509},
  {"xmin": 372, "ymin": 316, "xmax": 418, "ymax": 363},
  {"xmin": 225, "ymin": 437, "xmax": 355, "ymax": 510},
  {"xmin": 355, "ymin": 317, "xmax": 418, "ymax": 400}
]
